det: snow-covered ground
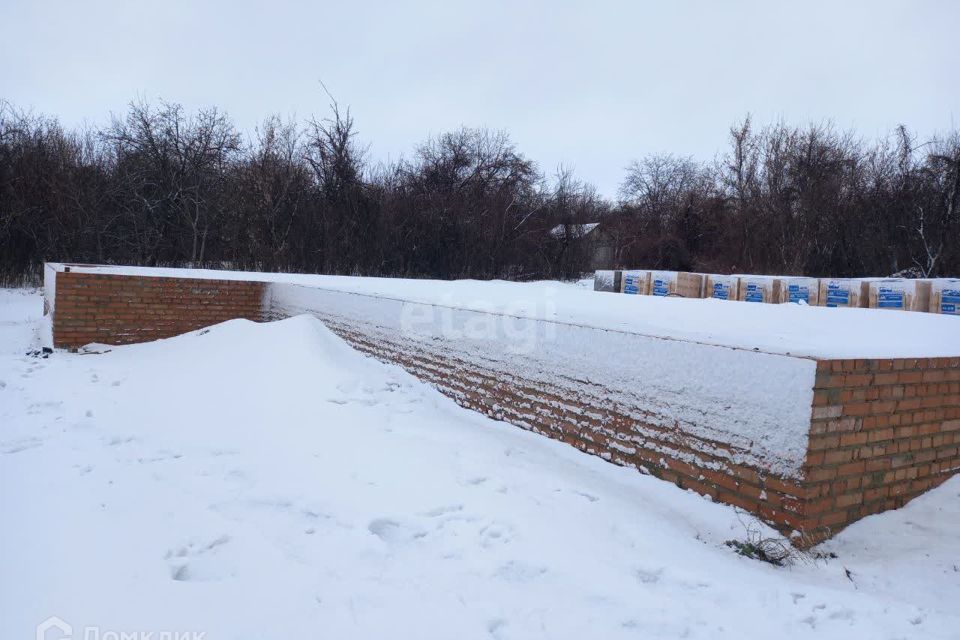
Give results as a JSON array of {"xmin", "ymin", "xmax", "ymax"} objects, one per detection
[
  {"xmin": 2, "ymin": 288, "xmax": 959, "ymax": 640},
  {"xmin": 49, "ymin": 264, "xmax": 960, "ymax": 359}
]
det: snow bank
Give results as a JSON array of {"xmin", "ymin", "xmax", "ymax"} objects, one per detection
[{"xmin": 49, "ymin": 264, "xmax": 960, "ymax": 359}]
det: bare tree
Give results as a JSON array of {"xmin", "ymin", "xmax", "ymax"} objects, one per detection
[{"xmin": 2, "ymin": 98, "xmax": 959, "ymax": 285}]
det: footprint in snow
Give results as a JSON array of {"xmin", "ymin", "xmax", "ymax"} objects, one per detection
[
  {"xmin": 367, "ymin": 518, "xmax": 427, "ymax": 543},
  {"xmin": 368, "ymin": 518, "xmax": 400, "ymax": 541},
  {"xmin": 171, "ymin": 565, "xmax": 191, "ymax": 581},
  {"xmin": 166, "ymin": 534, "xmax": 232, "ymax": 582},
  {"xmin": 166, "ymin": 534, "xmax": 232, "ymax": 561},
  {"xmin": 420, "ymin": 504, "xmax": 464, "ymax": 518},
  {"xmin": 827, "ymin": 609, "xmax": 855, "ymax": 621},
  {"xmin": 487, "ymin": 619, "xmax": 507, "ymax": 639},
  {"xmin": 478, "ymin": 522, "xmax": 513, "ymax": 547},
  {"xmin": 26, "ymin": 400, "xmax": 62, "ymax": 415},
  {"xmin": 556, "ymin": 488, "xmax": 599, "ymax": 503},
  {"xmin": 634, "ymin": 567, "xmax": 664, "ymax": 585},
  {"xmin": 1, "ymin": 438, "xmax": 43, "ymax": 454}
]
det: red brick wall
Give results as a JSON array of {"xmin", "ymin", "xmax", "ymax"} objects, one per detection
[
  {"xmin": 298, "ymin": 314, "xmax": 809, "ymax": 540},
  {"xmin": 280, "ymin": 305, "xmax": 960, "ymax": 547},
  {"xmin": 45, "ymin": 268, "xmax": 960, "ymax": 546},
  {"xmin": 51, "ymin": 270, "xmax": 267, "ymax": 349},
  {"xmin": 801, "ymin": 357, "xmax": 960, "ymax": 541}
]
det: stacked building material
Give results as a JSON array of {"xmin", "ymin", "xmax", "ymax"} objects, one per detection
[
  {"xmin": 930, "ymin": 279, "xmax": 960, "ymax": 315},
  {"xmin": 620, "ymin": 270, "xmax": 650, "ymax": 295},
  {"xmin": 819, "ymin": 278, "xmax": 865, "ymax": 308},
  {"xmin": 600, "ymin": 266, "xmax": 956, "ymax": 317},
  {"xmin": 702, "ymin": 274, "xmax": 739, "ymax": 300},
  {"xmin": 776, "ymin": 277, "xmax": 820, "ymax": 305},
  {"xmin": 648, "ymin": 271, "xmax": 704, "ymax": 298},
  {"xmin": 736, "ymin": 275, "xmax": 777, "ymax": 303},
  {"xmin": 865, "ymin": 279, "xmax": 931, "ymax": 312},
  {"xmin": 593, "ymin": 270, "xmax": 621, "ymax": 292}
]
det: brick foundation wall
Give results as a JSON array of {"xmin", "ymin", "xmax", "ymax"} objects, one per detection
[
  {"xmin": 800, "ymin": 357, "xmax": 960, "ymax": 541},
  {"xmin": 44, "ymin": 266, "xmax": 960, "ymax": 546},
  {"xmin": 50, "ymin": 269, "xmax": 267, "ymax": 349},
  {"xmin": 326, "ymin": 317, "xmax": 960, "ymax": 544},
  {"xmin": 320, "ymin": 319, "xmax": 809, "ymax": 535},
  {"xmin": 269, "ymin": 286, "xmax": 815, "ymax": 539},
  {"xmin": 269, "ymin": 285, "xmax": 960, "ymax": 546}
]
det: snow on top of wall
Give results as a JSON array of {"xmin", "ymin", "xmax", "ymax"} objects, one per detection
[
  {"xmin": 47, "ymin": 263, "xmax": 960, "ymax": 360},
  {"xmin": 43, "ymin": 263, "xmax": 58, "ymax": 315}
]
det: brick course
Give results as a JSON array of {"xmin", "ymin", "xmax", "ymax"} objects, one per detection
[
  {"xmin": 321, "ymin": 319, "xmax": 810, "ymax": 534},
  {"xmin": 51, "ymin": 269, "xmax": 267, "ymax": 349},
  {"xmin": 799, "ymin": 357, "xmax": 960, "ymax": 543}
]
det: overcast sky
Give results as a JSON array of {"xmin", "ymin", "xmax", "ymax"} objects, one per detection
[{"xmin": 2, "ymin": 0, "xmax": 957, "ymax": 197}]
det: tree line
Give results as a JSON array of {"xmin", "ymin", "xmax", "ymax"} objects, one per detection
[{"xmin": 1, "ymin": 99, "xmax": 957, "ymax": 286}]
